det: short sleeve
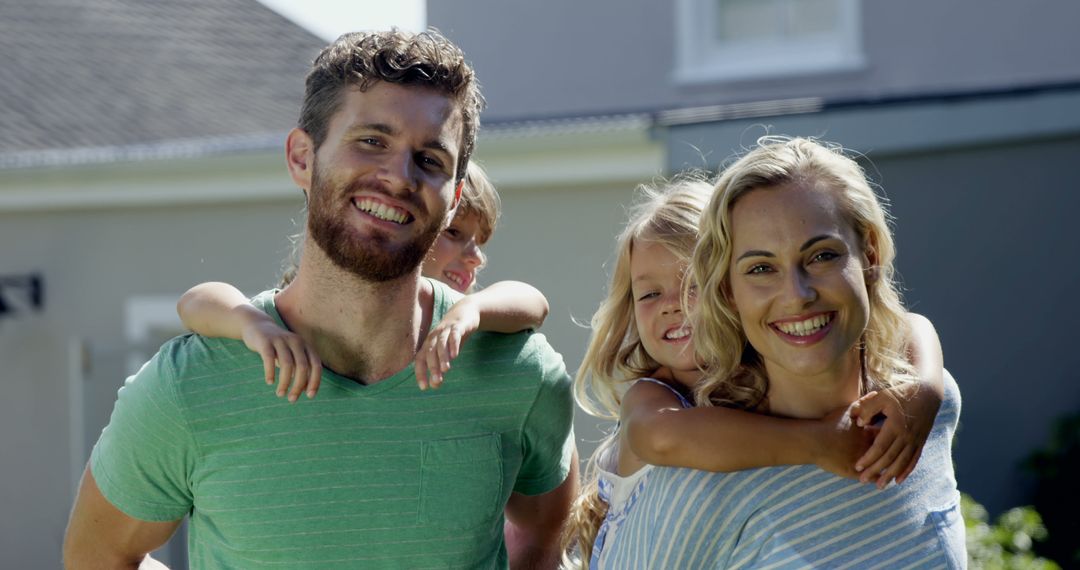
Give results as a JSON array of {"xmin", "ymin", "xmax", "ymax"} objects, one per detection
[
  {"xmin": 90, "ymin": 340, "xmax": 198, "ymax": 522},
  {"xmin": 513, "ymin": 335, "xmax": 575, "ymax": 496}
]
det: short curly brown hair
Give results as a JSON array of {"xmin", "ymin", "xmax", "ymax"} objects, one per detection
[{"xmin": 298, "ymin": 29, "xmax": 485, "ymax": 183}]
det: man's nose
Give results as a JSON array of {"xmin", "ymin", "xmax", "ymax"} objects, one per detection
[{"xmin": 377, "ymin": 150, "xmax": 418, "ymax": 192}]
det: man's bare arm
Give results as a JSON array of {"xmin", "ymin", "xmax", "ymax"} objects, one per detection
[
  {"xmin": 64, "ymin": 466, "xmax": 182, "ymax": 570},
  {"xmin": 503, "ymin": 448, "xmax": 580, "ymax": 570}
]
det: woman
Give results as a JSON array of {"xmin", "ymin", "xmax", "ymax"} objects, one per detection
[{"xmin": 597, "ymin": 137, "xmax": 965, "ymax": 568}]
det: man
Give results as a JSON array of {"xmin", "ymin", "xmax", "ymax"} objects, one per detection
[{"xmin": 64, "ymin": 30, "xmax": 578, "ymax": 569}]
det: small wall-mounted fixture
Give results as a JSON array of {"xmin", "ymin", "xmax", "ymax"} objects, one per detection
[{"xmin": 0, "ymin": 273, "xmax": 44, "ymax": 318}]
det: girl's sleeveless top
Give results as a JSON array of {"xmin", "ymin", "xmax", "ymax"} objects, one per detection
[{"xmin": 590, "ymin": 377, "xmax": 693, "ymax": 570}]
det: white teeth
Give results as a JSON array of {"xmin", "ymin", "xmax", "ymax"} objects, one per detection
[
  {"xmin": 664, "ymin": 327, "xmax": 691, "ymax": 340},
  {"xmin": 444, "ymin": 272, "xmax": 463, "ymax": 288},
  {"xmin": 356, "ymin": 198, "xmax": 408, "ymax": 224},
  {"xmin": 776, "ymin": 314, "xmax": 831, "ymax": 337}
]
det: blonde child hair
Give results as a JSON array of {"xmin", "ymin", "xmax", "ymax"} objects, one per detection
[
  {"xmin": 279, "ymin": 160, "xmax": 501, "ymax": 287},
  {"xmin": 690, "ymin": 136, "xmax": 915, "ymax": 411},
  {"xmin": 562, "ymin": 173, "xmax": 713, "ymax": 568}
]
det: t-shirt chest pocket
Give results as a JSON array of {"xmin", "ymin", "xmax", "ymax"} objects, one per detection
[{"xmin": 418, "ymin": 433, "xmax": 505, "ymax": 530}]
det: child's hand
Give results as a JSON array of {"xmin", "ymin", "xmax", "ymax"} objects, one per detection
[
  {"xmin": 241, "ymin": 320, "xmax": 322, "ymax": 402},
  {"xmin": 850, "ymin": 383, "xmax": 942, "ymax": 488},
  {"xmin": 811, "ymin": 405, "xmax": 877, "ymax": 480},
  {"xmin": 415, "ymin": 297, "xmax": 480, "ymax": 390}
]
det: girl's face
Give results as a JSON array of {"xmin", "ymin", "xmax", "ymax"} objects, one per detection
[
  {"xmin": 423, "ymin": 211, "xmax": 485, "ymax": 293},
  {"xmin": 630, "ymin": 240, "xmax": 699, "ymax": 388},
  {"xmin": 726, "ymin": 182, "xmax": 871, "ymax": 386}
]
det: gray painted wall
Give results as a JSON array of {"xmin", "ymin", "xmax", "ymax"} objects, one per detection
[
  {"xmin": 430, "ymin": 0, "xmax": 1080, "ymax": 120},
  {"xmin": 0, "ymin": 194, "xmax": 304, "ymax": 567},
  {"xmin": 872, "ymin": 136, "xmax": 1080, "ymax": 515}
]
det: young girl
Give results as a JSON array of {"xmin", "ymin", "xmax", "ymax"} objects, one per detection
[
  {"xmin": 177, "ymin": 161, "xmax": 549, "ymax": 397},
  {"xmin": 561, "ymin": 174, "xmax": 945, "ymax": 568}
]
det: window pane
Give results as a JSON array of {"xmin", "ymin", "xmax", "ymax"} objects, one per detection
[
  {"xmin": 716, "ymin": 0, "xmax": 783, "ymax": 42},
  {"xmin": 787, "ymin": 0, "xmax": 841, "ymax": 38}
]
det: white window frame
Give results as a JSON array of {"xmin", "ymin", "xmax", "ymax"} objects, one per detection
[{"xmin": 675, "ymin": 0, "xmax": 865, "ymax": 84}]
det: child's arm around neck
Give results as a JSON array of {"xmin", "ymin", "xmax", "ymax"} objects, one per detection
[{"xmin": 618, "ymin": 373, "xmax": 874, "ymax": 479}]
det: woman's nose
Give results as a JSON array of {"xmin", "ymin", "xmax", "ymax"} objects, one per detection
[{"xmin": 784, "ymin": 269, "xmax": 818, "ymax": 306}]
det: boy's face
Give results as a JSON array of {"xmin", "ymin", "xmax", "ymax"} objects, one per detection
[{"xmin": 423, "ymin": 211, "xmax": 486, "ymax": 293}]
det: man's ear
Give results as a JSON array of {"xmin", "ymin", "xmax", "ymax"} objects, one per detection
[{"xmin": 285, "ymin": 128, "xmax": 315, "ymax": 198}]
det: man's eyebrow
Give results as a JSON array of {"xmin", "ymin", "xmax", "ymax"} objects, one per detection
[{"xmin": 348, "ymin": 123, "xmax": 395, "ymax": 136}]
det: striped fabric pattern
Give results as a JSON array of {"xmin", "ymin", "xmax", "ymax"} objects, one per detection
[
  {"xmin": 598, "ymin": 372, "xmax": 965, "ymax": 569},
  {"xmin": 91, "ymin": 281, "xmax": 575, "ymax": 569}
]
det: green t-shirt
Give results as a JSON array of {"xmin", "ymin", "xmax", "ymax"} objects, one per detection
[{"xmin": 91, "ymin": 281, "xmax": 575, "ymax": 569}]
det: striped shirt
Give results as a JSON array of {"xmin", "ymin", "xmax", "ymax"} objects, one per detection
[
  {"xmin": 599, "ymin": 372, "xmax": 965, "ymax": 569},
  {"xmin": 91, "ymin": 280, "xmax": 575, "ymax": 569}
]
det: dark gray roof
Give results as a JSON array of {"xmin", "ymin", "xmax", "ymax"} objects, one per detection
[{"xmin": 0, "ymin": 0, "xmax": 326, "ymax": 158}]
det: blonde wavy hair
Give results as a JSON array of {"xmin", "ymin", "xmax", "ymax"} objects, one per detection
[
  {"xmin": 561, "ymin": 174, "xmax": 713, "ymax": 568},
  {"xmin": 690, "ymin": 136, "xmax": 915, "ymax": 411}
]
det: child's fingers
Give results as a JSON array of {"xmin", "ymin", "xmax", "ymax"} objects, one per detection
[
  {"xmin": 287, "ymin": 344, "xmax": 309, "ymax": 403},
  {"xmin": 895, "ymin": 443, "xmax": 924, "ymax": 485},
  {"xmin": 860, "ymin": 436, "xmax": 906, "ymax": 485},
  {"xmin": 874, "ymin": 444, "xmax": 916, "ymax": 488},
  {"xmin": 430, "ymin": 333, "xmax": 450, "ymax": 389},
  {"xmin": 436, "ymin": 329, "xmax": 454, "ymax": 371},
  {"xmin": 447, "ymin": 326, "xmax": 462, "ymax": 361},
  {"xmin": 415, "ymin": 333, "xmax": 439, "ymax": 390},
  {"xmin": 306, "ymin": 351, "xmax": 322, "ymax": 399},
  {"xmin": 854, "ymin": 426, "xmax": 891, "ymax": 473},
  {"xmin": 258, "ymin": 347, "xmax": 277, "ymax": 386},
  {"xmin": 851, "ymin": 391, "xmax": 884, "ymax": 427},
  {"xmin": 423, "ymin": 338, "xmax": 444, "ymax": 386},
  {"xmin": 273, "ymin": 340, "xmax": 295, "ymax": 398}
]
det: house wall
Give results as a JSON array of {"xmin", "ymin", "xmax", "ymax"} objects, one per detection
[
  {"xmin": 430, "ymin": 0, "xmax": 1080, "ymax": 120},
  {"xmin": 0, "ymin": 154, "xmax": 304, "ymax": 568}
]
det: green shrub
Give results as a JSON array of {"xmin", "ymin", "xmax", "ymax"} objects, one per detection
[{"xmin": 962, "ymin": 493, "xmax": 1059, "ymax": 569}]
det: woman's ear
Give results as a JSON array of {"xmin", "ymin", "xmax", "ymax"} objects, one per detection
[
  {"xmin": 861, "ymin": 234, "xmax": 880, "ymax": 283},
  {"xmin": 721, "ymin": 282, "xmax": 738, "ymax": 315}
]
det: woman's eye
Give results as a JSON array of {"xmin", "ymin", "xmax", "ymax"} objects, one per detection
[
  {"xmin": 811, "ymin": 251, "xmax": 840, "ymax": 263},
  {"xmin": 443, "ymin": 228, "xmax": 461, "ymax": 239},
  {"xmin": 636, "ymin": 291, "xmax": 659, "ymax": 302},
  {"xmin": 747, "ymin": 264, "xmax": 772, "ymax": 275}
]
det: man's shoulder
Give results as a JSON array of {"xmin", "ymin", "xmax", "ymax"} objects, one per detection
[
  {"xmin": 139, "ymin": 333, "xmax": 263, "ymax": 396},
  {"xmin": 465, "ymin": 330, "xmax": 565, "ymax": 378}
]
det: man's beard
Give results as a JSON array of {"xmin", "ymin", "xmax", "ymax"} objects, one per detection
[{"xmin": 307, "ymin": 164, "xmax": 445, "ymax": 282}]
